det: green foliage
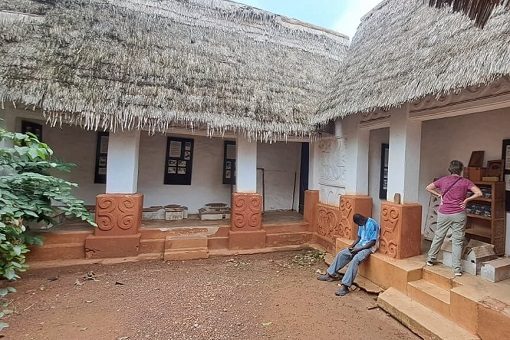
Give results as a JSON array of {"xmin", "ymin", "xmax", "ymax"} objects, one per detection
[{"xmin": 0, "ymin": 126, "xmax": 95, "ymax": 329}]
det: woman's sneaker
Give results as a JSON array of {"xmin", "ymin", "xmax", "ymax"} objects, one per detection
[
  {"xmin": 426, "ymin": 260, "xmax": 434, "ymax": 266},
  {"xmin": 454, "ymin": 272, "xmax": 462, "ymax": 277}
]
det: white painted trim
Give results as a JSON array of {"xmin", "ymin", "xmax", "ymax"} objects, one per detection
[
  {"xmin": 359, "ymin": 118, "xmax": 390, "ymax": 130},
  {"xmin": 410, "ymin": 93, "xmax": 510, "ymax": 121}
]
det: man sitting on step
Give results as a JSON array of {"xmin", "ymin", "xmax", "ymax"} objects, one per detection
[{"xmin": 317, "ymin": 213, "xmax": 380, "ymax": 296}]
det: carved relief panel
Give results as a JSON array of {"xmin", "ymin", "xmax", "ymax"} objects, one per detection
[
  {"xmin": 316, "ymin": 203, "xmax": 341, "ymax": 243},
  {"xmin": 379, "ymin": 204, "xmax": 400, "ymax": 258},
  {"xmin": 231, "ymin": 193, "xmax": 262, "ymax": 231},
  {"xmin": 318, "ymin": 137, "xmax": 346, "ymax": 205},
  {"xmin": 95, "ymin": 194, "xmax": 143, "ymax": 236}
]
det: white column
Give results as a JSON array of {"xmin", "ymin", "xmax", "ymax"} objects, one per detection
[
  {"xmin": 387, "ymin": 107, "xmax": 422, "ymax": 203},
  {"xmin": 342, "ymin": 117, "xmax": 369, "ymax": 195},
  {"xmin": 236, "ymin": 136, "xmax": 257, "ymax": 193},
  {"xmin": 106, "ymin": 130, "xmax": 141, "ymax": 194},
  {"xmin": 308, "ymin": 142, "xmax": 320, "ymax": 190}
]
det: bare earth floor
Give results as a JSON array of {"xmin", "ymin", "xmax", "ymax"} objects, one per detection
[{"xmin": 2, "ymin": 251, "xmax": 418, "ymax": 340}]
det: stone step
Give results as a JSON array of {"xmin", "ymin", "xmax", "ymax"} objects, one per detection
[
  {"xmin": 378, "ymin": 287, "xmax": 479, "ymax": 340},
  {"xmin": 480, "ymin": 257, "xmax": 510, "ymax": 283},
  {"xmin": 407, "ymin": 279, "xmax": 451, "ymax": 318},
  {"xmin": 423, "ymin": 265, "xmax": 456, "ymax": 290},
  {"xmin": 165, "ymin": 234, "xmax": 208, "ymax": 250},
  {"xmin": 265, "ymin": 231, "xmax": 311, "ymax": 247},
  {"xmin": 164, "ymin": 247, "xmax": 209, "ymax": 261},
  {"xmin": 28, "ymin": 243, "xmax": 85, "ymax": 261},
  {"xmin": 35, "ymin": 230, "xmax": 93, "ymax": 245}
]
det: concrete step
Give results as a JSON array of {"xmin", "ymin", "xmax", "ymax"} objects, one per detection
[
  {"xmin": 408, "ymin": 279, "xmax": 451, "ymax": 318},
  {"xmin": 164, "ymin": 234, "xmax": 209, "ymax": 261},
  {"xmin": 378, "ymin": 287, "xmax": 479, "ymax": 340},
  {"xmin": 480, "ymin": 257, "xmax": 510, "ymax": 282},
  {"xmin": 423, "ymin": 265, "xmax": 456, "ymax": 290},
  {"xmin": 28, "ymin": 243, "xmax": 85, "ymax": 261},
  {"xmin": 35, "ymin": 230, "xmax": 93, "ymax": 245},
  {"xmin": 165, "ymin": 234, "xmax": 208, "ymax": 249},
  {"xmin": 265, "ymin": 231, "xmax": 312, "ymax": 247},
  {"xmin": 164, "ymin": 248, "xmax": 209, "ymax": 261}
]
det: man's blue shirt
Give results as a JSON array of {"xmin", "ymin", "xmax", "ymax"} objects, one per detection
[{"xmin": 357, "ymin": 217, "xmax": 380, "ymax": 250}]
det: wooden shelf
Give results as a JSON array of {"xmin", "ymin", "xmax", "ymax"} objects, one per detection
[
  {"xmin": 465, "ymin": 181, "xmax": 505, "ymax": 255},
  {"xmin": 466, "ymin": 227, "xmax": 491, "ymax": 239},
  {"xmin": 467, "ymin": 213, "xmax": 492, "ymax": 221}
]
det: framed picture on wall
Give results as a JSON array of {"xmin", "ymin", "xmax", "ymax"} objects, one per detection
[
  {"xmin": 21, "ymin": 120, "xmax": 43, "ymax": 141},
  {"xmin": 223, "ymin": 141, "xmax": 236, "ymax": 184},
  {"xmin": 94, "ymin": 131, "xmax": 109, "ymax": 184},
  {"xmin": 379, "ymin": 143, "xmax": 389, "ymax": 199},
  {"xmin": 164, "ymin": 137, "xmax": 194, "ymax": 185}
]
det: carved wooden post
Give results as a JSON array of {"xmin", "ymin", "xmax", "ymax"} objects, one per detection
[
  {"xmin": 228, "ymin": 193, "xmax": 266, "ymax": 249},
  {"xmin": 379, "ymin": 201, "xmax": 422, "ymax": 259},
  {"xmin": 85, "ymin": 194, "xmax": 143, "ymax": 258}
]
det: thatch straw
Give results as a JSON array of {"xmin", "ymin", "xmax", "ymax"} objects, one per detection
[
  {"xmin": 0, "ymin": 0, "xmax": 348, "ymax": 142},
  {"xmin": 315, "ymin": 0, "xmax": 510, "ymax": 124},
  {"xmin": 429, "ymin": 0, "xmax": 510, "ymax": 28}
]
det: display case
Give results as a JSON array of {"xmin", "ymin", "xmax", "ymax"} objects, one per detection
[{"xmin": 465, "ymin": 181, "xmax": 506, "ymax": 255}]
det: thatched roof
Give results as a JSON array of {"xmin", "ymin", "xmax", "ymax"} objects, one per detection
[
  {"xmin": 315, "ymin": 0, "xmax": 510, "ymax": 123},
  {"xmin": 429, "ymin": 0, "xmax": 510, "ymax": 28},
  {"xmin": 0, "ymin": 0, "xmax": 348, "ymax": 141}
]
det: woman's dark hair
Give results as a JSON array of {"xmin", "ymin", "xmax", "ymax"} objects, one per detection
[
  {"xmin": 353, "ymin": 213, "xmax": 367, "ymax": 226},
  {"xmin": 448, "ymin": 160, "xmax": 464, "ymax": 175}
]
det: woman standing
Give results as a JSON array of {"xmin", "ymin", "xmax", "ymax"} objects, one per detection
[{"xmin": 425, "ymin": 160, "xmax": 482, "ymax": 276}]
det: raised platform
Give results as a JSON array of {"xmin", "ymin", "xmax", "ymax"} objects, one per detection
[
  {"xmin": 27, "ymin": 211, "xmax": 312, "ymax": 265},
  {"xmin": 333, "ymin": 237, "xmax": 510, "ymax": 340}
]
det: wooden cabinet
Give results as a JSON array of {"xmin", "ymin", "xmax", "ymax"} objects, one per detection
[{"xmin": 465, "ymin": 181, "xmax": 506, "ymax": 255}]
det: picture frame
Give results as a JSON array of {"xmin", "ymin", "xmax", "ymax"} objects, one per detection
[
  {"xmin": 94, "ymin": 131, "xmax": 109, "ymax": 184},
  {"xmin": 223, "ymin": 141, "xmax": 236, "ymax": 184},
  {"xmin": 164, "ymin": 137, "xmax": 194, "ymax": 185},
  {"xmin": 379, "ymin": 143, "xmax": 389, "ymax": 199}
]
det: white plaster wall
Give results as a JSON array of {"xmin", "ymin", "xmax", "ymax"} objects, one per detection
[
  {"xmin": 1, "ymin": 107, "xmax": 105, "ymax": 204},
  {"xmin": 418, "ymin": 109, "xmax": 510, "ymax": 255},
  {"xmin": 138, "ymin": 134, "xmax": 232, "ymax": 213},
  {"xmin": 368, "ymin": 128, "xmax": 390, "ymax": 220},
  {"xmin": 257, "ymin": 141, "xmax": 301, "ymax": 211},
  {"xmin": 338, "ymin": 115, "xmax": 369, "ymax": 196}
]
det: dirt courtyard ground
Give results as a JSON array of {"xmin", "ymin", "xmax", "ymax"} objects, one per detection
[{"xmin": 2, "ymin": 251, "xmax": 418, "ymax": 340}]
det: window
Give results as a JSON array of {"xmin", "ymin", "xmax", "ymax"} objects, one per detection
[{"xmin": 164, "ymin": 137, "xmax": 194, "ymax": 185}]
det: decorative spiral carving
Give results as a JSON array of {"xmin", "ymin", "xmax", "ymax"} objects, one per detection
[
  {"xmin": 316, "ymin": 204, "xmax": 340, "ymax": 243},
  {"xmin": 97, "ymin": 214, "xmax": 115, "ymax": 231},
  {"xmin": 339, "ymin": 197, "xmax": 354, "ymax": 239},
  {"xmin": 379, "ymin": 238, "xmax": 398, "ymax": 258},
  {"xmin": 95, "ymin": 194, "xmax": 142, "ymax": 235},
  {"xmin": 379, "ymin": 205, "xmax": 401, "ymax": 258},
  {"xmin": 231, "ymin": 193, "xmax": 262, "ymax": 230}
]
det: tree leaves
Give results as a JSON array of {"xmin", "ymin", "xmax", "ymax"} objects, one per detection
[{"xmin": 0, "ymin": 126, "xmax": 97, "ymax": 328}]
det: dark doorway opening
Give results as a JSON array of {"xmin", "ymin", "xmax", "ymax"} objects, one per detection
[{"xmin": 299, "ymin": 142, "xmax": 309, "ymax": 214}]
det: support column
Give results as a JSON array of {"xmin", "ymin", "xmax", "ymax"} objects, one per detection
[
  {"xmin": 230, "ymin": 137, "xmax": 265, "ymax": 250},
  {"xmin": 387, "ymin": 108, "xmax": 422, "ymax": 203},
  {"xmin": 308, "ymin": 143, "xmax": 320, "ymax": 190},
  {"xmin": 85, "ymin": 130, "xmax": 143, "ymax": 259},
  {"xmin": 106, "ymin": 130, "xmax": 141, "ymax": 194},
  {"xmin": 380, "ymin": 107, "xmax": 422, "ymax": 259},
  {"xmin": 342, "ymin": 117, "xmax": 370, "ymax": 195}
]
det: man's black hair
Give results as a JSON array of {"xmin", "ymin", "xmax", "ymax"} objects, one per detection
[{"xmin": 353, "ymin": 213, "xmax": 368, "ymax": 226}]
